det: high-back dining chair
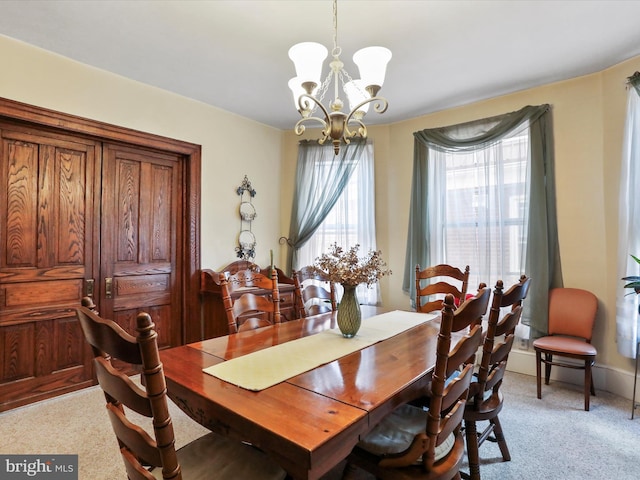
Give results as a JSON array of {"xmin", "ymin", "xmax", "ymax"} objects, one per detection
[
  {"xmin": 416, "ymin": 264, "xmax": 471, "ymax": 313},
  {"xmin": 532, "ymin": 287, "xmax": 598, "ymax": 411},
  {"xmin": 75, "ymin": 299, "xmax": 286, "ymax": 480},
  {"xmin": 344, "ymin": 289, "xmax": 487, "ymax": 480},
  {"xmin": 293, "ymin": 266, "xmax": 337, "ymax": 318},
  {"xmin": 462, "ymin": 275, "xmax": 531, "ymax": 480},
  {"xmin": 220, "ymin": 267, "xmax": 281, "ymax": 334}
]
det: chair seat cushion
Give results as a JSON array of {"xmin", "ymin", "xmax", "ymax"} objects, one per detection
[
  {"xmin": 151, "ymin": 432, "xmax": 286, "ymax": 479},
  {"xmin": 357, "ymin": 404, "xmax": 455, "ymax": 462},
  {"xmin": 533, "ymin": 336, "xmax": 597, "ymax": 356}
]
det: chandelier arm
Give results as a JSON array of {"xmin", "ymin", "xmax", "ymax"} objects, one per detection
[
  {"xmin": 298, "ymin": 93, "xmax": 332, "ymax": 120},
  {"xmin": 343, "ymin": 116, "xmax": 367, "ymax": 139},
  {"xmin": 294, "ymin": 115, "xmax": 330, "ymax": 138},
  {"xmin": 352, "ymin": 96, "xmax": 389, "ymax": 116},
  {"xmin": 371, "ymin": 96, "xmax": 389, "ymax": 114},
  {"xmin": 343, "ymin": 96, "xmax": 389, "ymax": 138}
]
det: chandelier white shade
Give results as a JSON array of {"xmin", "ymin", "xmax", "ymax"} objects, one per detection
[
  {"xmin": 288, "ymin": 0, "xmax": 391, "ymax": 154},
  {"xmin": 288, "ymin": 42, "xmax": 328, "ymax": 87},
  {"xmin": 352, "ymin": 46, "xmax": 392, "ymax": 95}
]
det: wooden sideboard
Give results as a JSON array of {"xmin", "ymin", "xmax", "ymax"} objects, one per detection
[{"xmin": 200, "ymin": 261, "xmax": 298, "ymax": 339}]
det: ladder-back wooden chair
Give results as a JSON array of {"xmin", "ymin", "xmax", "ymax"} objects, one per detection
[
  {"xmin": 462, "ymin": 275, "xmax": 531, "ymax": 480},
  {"xmin": 416, "ymin": 264, "xmax": 470, "ymax": 313},
  {"xmin": 220, "ymin": 267, "xmax": 281, "ymax": 334},
  {"xmin": 76, "ymin": 299, "xmax": 286, "ymax": 480},
  {"xmin": 344, "ymin": 289, "xmax": 488, "ymax": 480},
  {"xmin": 293, "ymin": 266, "xmax": 337, "ymax": 318}
]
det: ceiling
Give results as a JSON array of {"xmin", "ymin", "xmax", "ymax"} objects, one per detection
[{"xmin": 1, "ymin": 0, "xmax": 640, "ymax": 130}]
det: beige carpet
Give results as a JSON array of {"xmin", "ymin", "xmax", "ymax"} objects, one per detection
[{"xmin": 1, "ymin": 372, "xmax": 638, "ymax": 479}]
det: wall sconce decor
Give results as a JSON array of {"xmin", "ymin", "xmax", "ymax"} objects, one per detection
[{"xmin": 235, "ymin": 175, "xmax": 257, "ymax": 260}]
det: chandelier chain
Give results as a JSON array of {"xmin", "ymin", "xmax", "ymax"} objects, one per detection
[{"xmin": 332, "ymin": 0, "xmax": 340, "ymax": 57}]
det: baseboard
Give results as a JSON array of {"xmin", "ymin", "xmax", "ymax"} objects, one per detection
[{"xmin": 507, "ymin": 348, "xmax": 639, "ymax": 402}]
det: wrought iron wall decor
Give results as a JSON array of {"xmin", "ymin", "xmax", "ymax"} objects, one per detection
[{"xmin": 235, "ymin": 175, "xmax": 257, "ymax": 260}]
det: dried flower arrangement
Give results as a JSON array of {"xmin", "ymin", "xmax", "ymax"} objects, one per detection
[{"xmin": 313, "ymin": 243, "xmax": 391, "ymax": 287}]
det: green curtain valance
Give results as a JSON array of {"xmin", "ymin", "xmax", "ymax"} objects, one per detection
[{"xmin": 414, "ymin": 104, "xmax": 550, "ymax": 152}]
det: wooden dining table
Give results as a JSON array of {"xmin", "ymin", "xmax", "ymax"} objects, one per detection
[{"xmin": 160, "ymin": 306, "xmax": 443, "ymax": 480}]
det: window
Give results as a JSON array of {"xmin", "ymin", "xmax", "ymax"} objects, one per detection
[
  {"xmin": 404, "ymin": 105, "xmax": 560, "ymax": 338},
  {"xmin": 295, "ymin": 142, "xmax": 380, "ymax": 305},
  {"xmin": 431, "ymin": 129, "xmax": 530, "ymax": 291}
]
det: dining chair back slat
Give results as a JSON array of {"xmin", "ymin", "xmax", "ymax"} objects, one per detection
[
  {"xmin": 221, "ymin": 268, "xmax": 281, "ymax": 334},
  {"xmin": 416, "ymin": 263, "xmax": 470, "ymax": 313},
  {"xmin": 293, "ymin": 266, "xmax": 337, "ymax": 318}
]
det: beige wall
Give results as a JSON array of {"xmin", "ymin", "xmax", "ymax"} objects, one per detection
[
  {"xmin": 4, "ymin": 32, "xmax": 640, "ymax": 392},
  {"xmin": 0, "ymin": 35, "xmax": 284, "ymax": 272},
  {"xmin": 282, "ymin": 55, "xmax": 640, "ymax": 386}
]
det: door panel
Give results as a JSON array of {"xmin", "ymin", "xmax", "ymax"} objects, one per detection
[
  {"xmin": 0, "ymin": 98, "xmax": 201, "ymax": 412},
  {"xmin": 100, "ymin": 144, "xmax": 181, "ymax": 349},
  {"xmin": 0, "ymin": 124, "xmax": 98, "ymax": 410}
]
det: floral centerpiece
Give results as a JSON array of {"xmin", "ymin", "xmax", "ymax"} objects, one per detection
[{"xmin": 313, "ymin": 243, "xmax": 391, "ymax": 337}]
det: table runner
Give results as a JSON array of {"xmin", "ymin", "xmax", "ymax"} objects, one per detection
[{"xmin": 203, "ymin": 310, "xmax": 438, "ymax": 391}]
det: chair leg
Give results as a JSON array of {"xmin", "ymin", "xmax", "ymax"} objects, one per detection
[
  {"xmin": 544, "ymin": 353, "xmax": 552, "ymax": 385},
  {"xmin": 584, "ymin": 360, "xmax": 592, "ymax": 411},
  {"xmin": 463, "ymin": 420, "xmax": 481, "ymax": 480},
  {"xmin": 535, "ymin": 350, "xmax": 542, "ymax": 399},
  {"xmin": 490, "ymin": 416, "xmax": 511, "ymax": 462}
]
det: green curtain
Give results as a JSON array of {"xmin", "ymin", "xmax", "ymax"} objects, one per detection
[
  {"xmin": 403, "ymin": 104, "xmax": 562, "ymax": 337},
  {"xmin": 285, "ymin": 139, "xmax": 366, "ymax": 274}
]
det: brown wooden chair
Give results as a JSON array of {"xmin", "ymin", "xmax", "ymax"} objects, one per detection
[
  {"xmin": 293, "ymin": 266, "xmax": 337, "ymax": 318},
  {"xmin": 344, "ymin": 288, "xmax": 489, "ymax": 480},
  {"xmin": 220, "ymin": 267, "xmax": 282, "ymax": 334},
  {"xmin": 532, "ymin": 287, "xmax": 598, "ymax": 411},
  {"xmin": 75, "ymin": 299, "xmax": 286, "ymax": 480},
  {"xmin": 416, "ymin": 264, "xmax": 471, "ymax": 313},
  {"xmin": 410, "ymin": 283, "xmax": 488, "ymax": 409},
  {"xmin": 461, "ymin": 275, "xmax": 531, "ymax": 480}
]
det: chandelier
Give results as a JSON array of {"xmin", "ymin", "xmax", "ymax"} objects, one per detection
[{"xmin": 288, "ymin": 0, "xmax": 391, "ymax": 155}]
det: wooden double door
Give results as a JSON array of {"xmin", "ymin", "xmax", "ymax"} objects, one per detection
[{"xmin": 0, "ymin": 100, "xmax": 200, "ymax": 411}]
